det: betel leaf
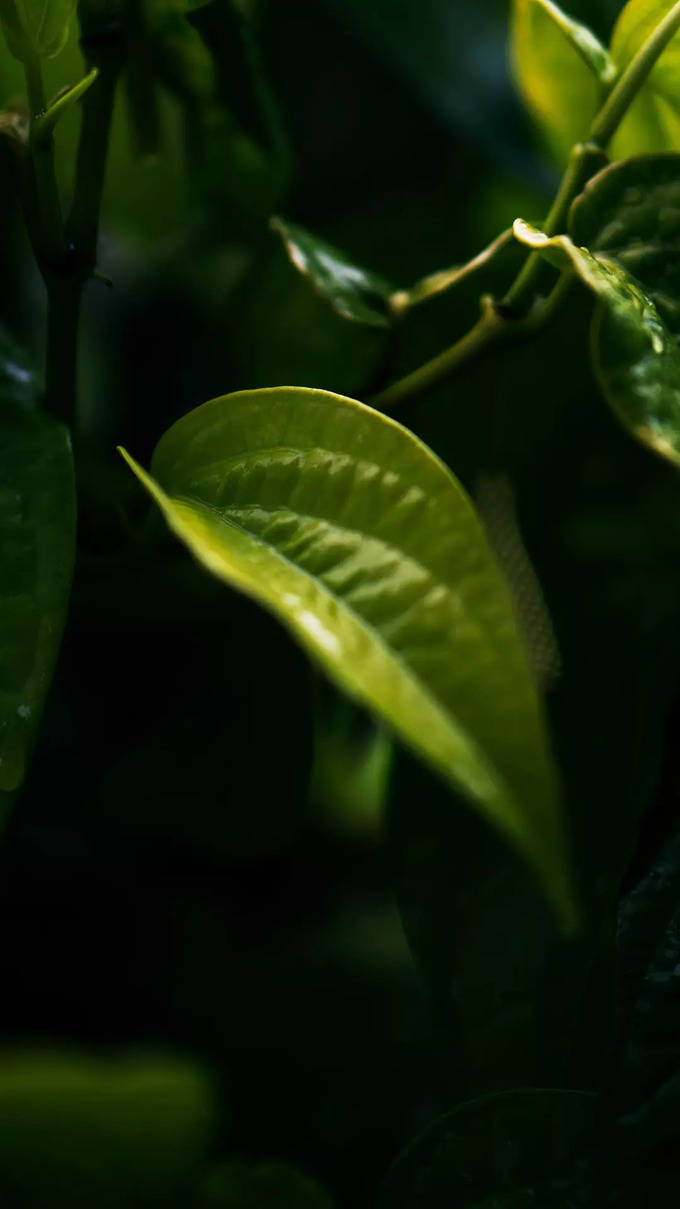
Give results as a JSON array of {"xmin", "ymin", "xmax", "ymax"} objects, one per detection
[
  {"xmin": 610, "ymin": 0, "xmax": 680, "ymax": 158},
  {"xmin": 120, "ymin": 387, "xmax": 577, "ymax": 929},
  {"xmin": 0, "ymin": 0, "xmax": 76, "ymax": 61},
  {"xmin": 0, "ymin": 362, "xmax": 75, "ymax": 791},
  {"xmin": 0, "ymin": 1049, "xmax": 216, "ymax": 1207},
  {"xmin": 569, "ymin": 154, "xmax": 680, "ymax": 333},
  {"xmin": 380, "ymin": 1088, "xmax": 602, "ymax": 1209},
  {"xmin": 271, "ymin": 217, "xmax": 394, "ymax": 328},
  {"xmin": 515, "ymin": 220, "xmax": 680, "ymax": 468},
  {"xmin": 511, "ymin": 0, "xmax": 611, "ymax": 163},
  {"xmin": 272, "ymin": 220, "xmax": 516, "ymax": 327}
]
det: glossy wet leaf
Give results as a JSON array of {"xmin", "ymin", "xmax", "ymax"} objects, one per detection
[
  {"xmin": 569, "ymin": 154, "xmax": 680, "ymax": 333},
  {"xmin": 271, "ymin": 218, "xmax": 394, "ymax": 328},
  {"xmin": 515, "ymin": 220, "xmax": 680, "ymax": 468},
  {"xmin": 121, "ymin": 386, "xmax": 576, "ymax": 929},
  {"xmin": 380, "ymin": 1088, "xmax": 601, "ymax": 1208},
  {"xmin": 0, "ymin": 1049, "xmax": 216, "ymax": 1207},
  {"xmin": 511, "ymin": 0, "xmax": 606, "ymax": 162},
  {"xmin": 0, "ymin": 353, "xmax": 75, "ymax": 792},
  {"xmin": 0, "ymin": 0, "xmax": 76, "ymax": 60}
]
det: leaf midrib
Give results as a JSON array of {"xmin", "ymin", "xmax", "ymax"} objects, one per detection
[{"xmin": 174, "ymin": 490, "xmax": 527, "ymax": 814}]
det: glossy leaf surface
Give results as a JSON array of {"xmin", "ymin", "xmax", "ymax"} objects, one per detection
[
  {"xmin": 0, "ymin": 1050, "xmax": 215, "ymax": 1206},
  {"xmin": 0, "ymin": 0, "xmax": 76, "ymax": 59},
  {"xmin": 122, "ymin": 386, "xmax": 575, "ymax": 928},
  {"xmin": 0, "ymin": 363, "xmax": 75, "ymax": 791},
  {"xmin": 380, "ymin": 1088, "xmax": 601, "ymax": 1208},
  {"xmin": 511, "ymin": 0, "xmax": 605, "ymax": 161},
  {"xmin": 515, "ymin": 220, "xmax": 680, "ymax": 468},
  {"xmin": 569, "ymin": 154, "xmax": 680, "ymax": 333},
  {"xmin": 271, "ymin": 218, "xmax": 393, "ymax": 328}
]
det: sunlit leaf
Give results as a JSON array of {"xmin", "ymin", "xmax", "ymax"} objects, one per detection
[
  {"xmin": 0, "ymin": 341, "xmax": 75, "ymax": 792},
  {"xmin": 569, "ymin": 153, "xmax": 680, "ymax": 333},
  {"xmin": 511, "ymin": 0, "xmax": 607, "ymax": 162},
  {"xmin": 120, "ymin": 386, "xmax": 577, "ymax": 929},
  {"xmin": 380, "ymin": 1088, "xmax": 601, "ymax": 1208},
  {"xmin": 515, "ymin": 219, "xmax": 680, "ymax": 467},
  {"xmin": 610, "ymin": 0, "xmax": 680, "ymax": 157}
]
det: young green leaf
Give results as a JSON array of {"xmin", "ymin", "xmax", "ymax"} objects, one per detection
[
  {"xmin": 610, "ymin": 0, "xmax": 680, "ymax": 157},
  {"xmin": 0, "ymin": 383, "xmax": 75, "ymax": 791},
  {"xmin": 380, "ymin": 1088, "xmax": 600, "ymax": 1208},
  {"xmin": 511, "ymin": 0, "xmax": 609, "ymax": 161},
  {"xmin": 120, "ymin": 386, "xmax": 577, "ymax": 930},
  {"xmin": 515, "ymin": 219, "xmax": 680, "ymax": 467},
  {"xmin": 271, "ymin": 218, "xmax": 394, "ymax": 328},
  {"xmin": 0, "ymin": 0, "xmax": 76, "ymax": 60},
  {"xmin": 569, "ymin": 153, "xmax": 680, "ymax": 333}
]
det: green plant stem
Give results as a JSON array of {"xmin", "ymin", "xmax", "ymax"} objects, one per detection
[
  {"xmin": 372, "ymin": 279, "xmax": 573, "ymax": 411},
  {"xmin": 23, "ymin": 50, "xmax": 65, "ymax": 268},
  {"xmin": 591, "ymin": 0, "xmax": 680, "ymax": 147},
  {"xmin": 374, "ymin": 0, "xmax": 680, "ymax": 409},
  {"xmin": 68, "ymin": 42, "xmax": 123, "ymax": 273},
  {"xmin": 45, "ymin": 278, "xmax": 83, "ymax": 426},
  {"xmin": 41, "ymin": 40, "xmax": 122, "ymax": 428}
]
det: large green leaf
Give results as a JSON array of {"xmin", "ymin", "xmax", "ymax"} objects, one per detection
[
  {"xmin": 0, "ymin": 0, "xmax": 76, "ymax": 60},
  {"xmin": 0, "ymin": 1049, "xmax": 215, "ymax": 1207},
  {"xmin": 380, "ymin": 1089, "xmax": 602, "ymax": 1208},
  {"xmin": 569, "ymin": 153, "xmax": 680, "ymax": 333},
  {"xmin": 121, "ymin": 386, "xmax": 576, "ymax": 928},
  {"xmin": 0, "ymin": 349, "xmax": 75, "ymax": 792},
  {"xmin": 515, "ymin": 220, "xmax": 680, "ymax": 467},
  {"xmin": 511, "ymin": 0, "xmax": 610, "ymax": 162}
]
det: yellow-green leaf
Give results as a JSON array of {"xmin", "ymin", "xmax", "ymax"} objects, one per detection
[
  {"xmin": 121, "ymin": 386, "xmax": 577, "ymax": 930},
  {"xmin": 511, "ymin": 0, "xmax": 610, "ymax": 162}
]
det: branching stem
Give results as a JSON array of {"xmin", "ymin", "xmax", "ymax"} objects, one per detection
[{"xmin": 374, "ymin": 1, "xmax": 680, "ymax": 409}]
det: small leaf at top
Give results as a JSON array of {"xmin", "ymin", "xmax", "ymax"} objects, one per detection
[
  {"xmin": 0, "ymin": 0, "xmax": 76, "ymax": 60},
  {"xmin": 0, "ymin": 340, "xmax": 75, "ymax": 791},
  {"xmin": 569, "ymin": 154, "xmax": 680, "ymax": 334},
  {"xmin": 120, "ymin": 386, "xmax": 578, "ymax": 931},
  {"xmin": 515, "ymin": 219, "xmax": 680, "ymax": 468},
  {"xmin": 380, "ymin": 1088, "xmax": 601, "ymax": 1208},
  {"xmin": 271, "ymin": 217, "xmax": 394, "ymax": 328},
  {"xmin": 609, "ymin": 0, "xmax": 680, "ymax": 158},
  {"xmin": 511, "ymin": 0, "xmax": 609, "ymax": 162}
]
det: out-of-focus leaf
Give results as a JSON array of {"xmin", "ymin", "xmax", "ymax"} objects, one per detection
[
  {"xmin": 0, "ymin": 0, "xmax": 76, "ymax": 60},
  {"xmin": 610, "ymin": 0, "xmax": 680, "ymax": 157},
  {"xmin": 515, "ymin": 220, "xmax": 680, "ymax": 468},
  {"xmin": 271, "ymin": 217, "xmax": 394, "ymax": 328},
  {"xmin": 569, "ymin": 154, "xmax": 680, "ymax": 333},
  {"xmin": 196, "ymin": 1159, "xmax": 333, "ymax": 1208},
  {"xmin": 0, "ymin": 1049, "xmax": 216, "ymax": 1207},
  {"xmin": 611, "ymin": 0, "xmax": 680, "ymax": 105},
  {"xmin": 380, "ymin": 1088, "xmax": 601, "ymax": 1208},
  {"xmin": 309, "ymin": 679, "xmax": 393, "ymax": 838},
  {"xmin": 511, "ymin": 0, "xmax": 611, "ymax": 162},
  {"xmin": 120, "ymin": 388, "xmax": 576, "ymax": 929},
  {"xmin": 0, "ymin": 337, "xmax": 75, "ymax": 791}
]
